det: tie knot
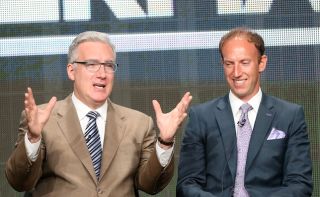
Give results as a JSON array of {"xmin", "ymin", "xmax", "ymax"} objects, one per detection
[
  {"xmin": 87, "ymin": 111, "xmax": 99, "ymax": 120},
  {"xmin": 240, "ymin": 103, "xmax": 253, "ymax": 113}
]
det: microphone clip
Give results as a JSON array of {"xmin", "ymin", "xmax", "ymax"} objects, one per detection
[{"xmin": 237, "ymin": 118, "xmax": 246, "ymax": 127}]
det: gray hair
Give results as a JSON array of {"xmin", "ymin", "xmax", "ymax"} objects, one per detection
[{"xmin": 67, "ymin": 31, "xmax": 116, "ymax": 63}]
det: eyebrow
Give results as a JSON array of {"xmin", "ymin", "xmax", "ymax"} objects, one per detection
[{"xmin": 83, "ymin": 59, "xmax": 115, "ymax": 63}]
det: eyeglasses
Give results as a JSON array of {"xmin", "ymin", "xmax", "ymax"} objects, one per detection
[{"xmin": 72, "ymin": 61, "xmax": 118, "ymax": 73}]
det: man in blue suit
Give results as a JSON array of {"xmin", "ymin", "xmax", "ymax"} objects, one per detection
[{"xmin": 177, "ymin": 28, "xmax": 312, "ymax": 197}]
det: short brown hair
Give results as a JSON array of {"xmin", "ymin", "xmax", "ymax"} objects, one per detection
[{"xmin": 219, "ymin": 27, "xmax": 265, "ymax": 59}]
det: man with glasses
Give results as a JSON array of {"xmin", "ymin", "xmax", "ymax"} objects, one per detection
[{"xmin": 6, "ymin": 31, "xmax": 192, "ymax": 196}]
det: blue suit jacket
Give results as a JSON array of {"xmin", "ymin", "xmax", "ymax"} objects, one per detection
[{"xmin": 177, "ymin": 93, "xmax": 312, "ymax": 197}]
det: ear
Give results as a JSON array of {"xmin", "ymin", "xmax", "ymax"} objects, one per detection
[
  {"xmin": 258, "ymin": 55, "xmax": 267, "ymax": 73},
  {"xmin": 67, "ymin": 63, "xmax": 75, "ymax": 81}
]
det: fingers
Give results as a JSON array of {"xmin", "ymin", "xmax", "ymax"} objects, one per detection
[
  {"xmin": 177, "ymin": 92, "xmax": 192, "ymax": 113},
  {"xmin": 176, "ymin": 92, "xmax": 192, "ymax": 124},
  {"xmin": 24, "ymin": 87, "xmax": 36, "ymax": 113},
  {"xmin": 24, "ymin": 87, "xmax": 36, "ymax": 124},
  {"xmin": 24, "ymin": 87, "xmax": 57, "ymax": 118},
  {"xmin": 182, "ymin": 92, "xmax": 193, "ymax": 106}
]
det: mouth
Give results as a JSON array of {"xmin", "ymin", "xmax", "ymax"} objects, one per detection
[
  {"xmin": 93, "ymin": 83, "xmax": 106, "ymax": 89},
  {"xmin": 233, "ymin": 79, "xmax": 246, "ymax": 86}
]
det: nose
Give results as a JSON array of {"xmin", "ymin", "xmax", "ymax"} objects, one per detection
[
  {"xmin": 233, "ymin": 64, "xmax": 242, "ymax": 77},
  {"xmin": 96, "ymin": 64, "xmax": 106, "ymax": 77}
]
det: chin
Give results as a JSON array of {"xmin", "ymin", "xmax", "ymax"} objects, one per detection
[
  {"xmin": 233, "ymin": 90, "xmax": 248, "ymax": 98},
  {"xmin": 91, "ymin": 95, "xmax": 108, "ymax": 103}
]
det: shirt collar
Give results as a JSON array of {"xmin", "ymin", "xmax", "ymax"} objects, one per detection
[
  {"xmin": 71, "ymin": 92, "xmax": 108, "ymax": 121},
  {"xmin": 229, "ymin": 88, "xmax": 262, "ymax": 116}
]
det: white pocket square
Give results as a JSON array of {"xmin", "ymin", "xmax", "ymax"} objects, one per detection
[{"xmin": 267, "ymin": 128, "xmax": 286, "ymax": 140}]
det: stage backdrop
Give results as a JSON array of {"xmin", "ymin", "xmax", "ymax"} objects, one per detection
[{"xmin": 1, "ymin": 0, "xmax": 319, "ymax": 196}]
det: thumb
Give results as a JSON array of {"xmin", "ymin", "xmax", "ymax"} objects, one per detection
[
  {"xmin": 45, "ymin": 96, "xmax": 57, "ymax": 114},
  {"xmin": 152, "ymin": 100, "xmax": 163, "ymax": 117}
]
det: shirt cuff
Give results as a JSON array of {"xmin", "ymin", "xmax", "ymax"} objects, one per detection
[
  {"xmin": 24, "ymin": 133, "xmax": 41, "ymax": 162},
  {"xmin": 155, "ymin": 140, "xmax": 174, "ymax": 167}
]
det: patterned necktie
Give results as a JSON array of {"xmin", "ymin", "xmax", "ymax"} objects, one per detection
[
  {"xmin": 85, "ymin": 111, "xmax": 102, "ymax": 179},
  {"xmin": 234, "ymin": 103, "xmax": 253, "ymax": 197}
]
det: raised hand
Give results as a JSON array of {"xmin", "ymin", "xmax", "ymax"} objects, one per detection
[
  {"xmin": 24, "ymin": 87, "xmax": 57, "ymax": 143},
  {"xmin": 152, "ymin": 92, "xmax": 192, "ymax": 144}
]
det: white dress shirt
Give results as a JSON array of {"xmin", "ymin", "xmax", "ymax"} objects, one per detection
[
  {"xmin": 229, "ymin": 88, "xmax": 262, "ymax": 134},
  {"xmin": 25, "ymin": 93, "xmax": 173, "ymax": 167}
]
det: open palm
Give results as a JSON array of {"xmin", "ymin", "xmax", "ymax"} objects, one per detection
[
  {"xmin": 152, "ymin": 92, "xmax": 192, "ymax": 141},
  {"xmin": 24, "ymin": 87, "xmax": 56, "ymax": 140}
]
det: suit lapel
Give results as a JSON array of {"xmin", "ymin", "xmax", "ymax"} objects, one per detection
[
  {"xmin": 99, "ymin": 100, "xmax": 126, "ymax": 179},
  {"xmin": 56, "ymin": 95, "xmax": 97, "ymax": 183},
  {"xmin": 215, "ymin": 95, "xmax": 238, "ymax": 180},
  {"xmin": 246, "ymin": 94, "xmax": 275, "ymax": 170}
]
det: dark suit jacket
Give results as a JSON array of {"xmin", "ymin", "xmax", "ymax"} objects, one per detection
[
  {"xmin": 177, "ymin": 93, "xmax": 312, "ymax": 197},
  {"xmin": 6, "ymin": 95, "xmax": 174, "ymax": 197}
]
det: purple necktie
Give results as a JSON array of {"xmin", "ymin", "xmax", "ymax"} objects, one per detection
[{"xmin": 234, "ymin": 103, "xmax": 253, "ymax": 197}]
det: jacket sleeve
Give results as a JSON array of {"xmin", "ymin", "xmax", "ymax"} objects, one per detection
[
  {"xmin": 176, "ymin": 109, "xmax": 219, "ymax": 197},
  {"xmin": 250, "ymin": 106, "xmax": 313, "ymax": 197},
  {"xmin": 135, "ymin": 116, "xmax": 174, "ymax": 194},
  {"xmin": 5, "ymin": 111, "xmax": 45, "ymax": 192}
]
